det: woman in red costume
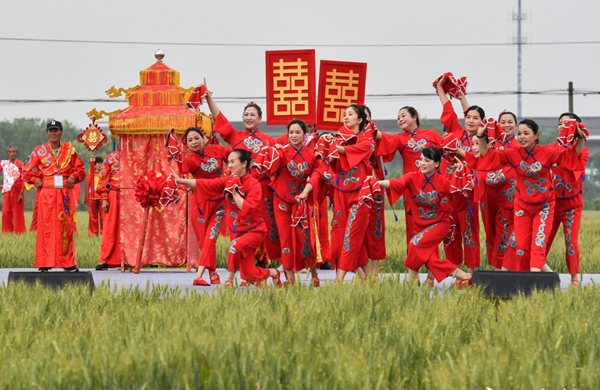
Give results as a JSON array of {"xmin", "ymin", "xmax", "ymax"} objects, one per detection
[
  {"xmin": 436, "ymin": 76, "xmax": 483, "ymax": 272},
  {"xmin": 463, "ymin": 119, "xmax": 586, "ymax": 272},
  {"xmin": 378, "ymin": 147, "xmax": 472, "ymax": 287},
  {"xmin": 375, "ymin": 106, "xmax": 444, "ymax": 254},
  {"xmin": 274, "ymin": 124, "xmax": 333, "ymax": 269},
  {"xmin": 1, "ymin": 146, "xmax": 26, "ymax": 233},
  {"xmin": 202, "ymin": 79, "xmax": 279, "ymax": 265},
  {"xmin": 545, "ymin": 113, "xmax": 589, "ymax": 286},
  {"xmin": 23, "ymin": 120, "xmax": 86, "ymax": 271},
  {"xmin": 173, "ymin": 149, "xmax": 282, "ymax": 288},
  {"xmin": 328, "ymin": 105, "xmax": 374, "ymax": 284},
  {"xmin": 94, "ymin": 151, "xmax": 121, "ymax": 270},
  {"xmin": 478, "ymin": 111, "xmax": 519, "ymax": 270},
  {"xmin": 180, "ymin": 127, "xmax": 231, "ymax": 286},
  {"xmin": 261, "ymin": 119, "xmax": 320, "ymax": 285}
]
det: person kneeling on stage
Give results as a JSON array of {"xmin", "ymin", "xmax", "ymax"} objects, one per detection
[
  {"xmin": 172, "ymin": 149, "xmax": 282, "ymax": 288},
  {"xmin": 378, "ymin": 147, "xmax": 472, "ymax": 288}
]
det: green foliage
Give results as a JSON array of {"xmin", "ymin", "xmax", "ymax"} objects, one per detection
[
  {"xmin": 0, "ymin": 281, "xmax": 599, "ymax": 389},
  {"xmin": 3, "ymin": 210, "xmax": 600, "ymax": 274}
]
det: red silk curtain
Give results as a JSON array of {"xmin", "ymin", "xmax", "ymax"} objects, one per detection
[{"xmin": 119, "ymin": 134, "xmax": 188, "ymax": 268}]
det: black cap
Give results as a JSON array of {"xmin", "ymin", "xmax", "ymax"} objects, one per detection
[{"xmin": 46, "ymin": 120, "xmax": 63, "ymax": 130}]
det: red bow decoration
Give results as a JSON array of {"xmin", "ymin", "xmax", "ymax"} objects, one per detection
[
  {"xmin": 165, "ymin": 128, "xmax": 183, "ymax": 164},
  {"xmin": 433, "ymin": 72, "xmax": 468, "ymax": 99},
  {"xmin": 185, "ymin": 85, "xmax": 208, "ymax": 111},
  {"xmin": 557, "ymin": 119, "xmax": 589, "ymax": 147},
  {"xmin": 135, "ymin": 171, "xmax": 166, "ymax": 208},
  {"xmin": 358, "ymin": 176, "xmax": 382, "ymax": 209},
  {"xmin": 159, "ymin": 175, "xmax": 182, "ymax": 208},
  {"xmin": 251, "ymin": 146, "xmax": 279, "ymax": 175},
  {"xmin": 291, "ymin": 199, "xmax": 310, "ymax": 232},
  {"xmin": 223, "ymin": 176, "xmax": 246, "ymax": 199}
]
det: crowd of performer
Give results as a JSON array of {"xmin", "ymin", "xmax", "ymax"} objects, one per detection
[{"xmin": 0, "ymin": 75, "xmax": 589, "ymax": 288}]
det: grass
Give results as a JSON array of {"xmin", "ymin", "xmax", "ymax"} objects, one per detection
[
  {"xmin": 0, "ymin": 281, "xmax": 599, "ymax": 389},
  {"xmin": 2, "ymin": 210, "xmax": 600, "ymax": 273}
]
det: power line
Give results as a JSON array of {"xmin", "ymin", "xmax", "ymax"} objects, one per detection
[
  {"xmin": 2, "ymin": 36, "xmax": 600, "ymax": 48},
  {"xmin": 1, "ymin": 90, "xmax": 598, "ymax": 104}
]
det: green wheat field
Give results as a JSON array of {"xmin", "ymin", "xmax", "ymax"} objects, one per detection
[{"xmin": 1, "ymin": 211, "xmax": 600, "ymax": 389}]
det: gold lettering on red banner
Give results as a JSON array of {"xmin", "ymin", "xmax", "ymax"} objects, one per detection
[
  {"xmin": 272, "ymin": 58, "xmax": 310, "ymax": 116},
  {"xmin": 322, "ymin": 69, "xmax": 359, "ymax": 123}
]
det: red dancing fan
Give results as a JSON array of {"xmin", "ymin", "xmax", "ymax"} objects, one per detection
[
  {"xmin": 165, "ymin": 127, "xmax": 183, "ymax": 165},
  {"xmin": 185, "ymin": 85, "xmax": 208, "ymax": 111},
  {"xmin": 433, "ymin": 72, "xmax": 468, "ymax": 99},
  {"xmin": 223, "ymin": 176, "xmax": 246, "ymax": 199},
  {"xmin": 291, "ymin": 199, "xmax": 309, "ymax": 232},
  {"xmin": 558, "ymin": 119, "xmax": 589, "ymax": 148}
]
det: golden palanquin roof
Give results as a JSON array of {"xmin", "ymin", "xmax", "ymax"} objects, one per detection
[{"xmin": 108, "ymin": 61, "xmax": 210, "ymax": 136}]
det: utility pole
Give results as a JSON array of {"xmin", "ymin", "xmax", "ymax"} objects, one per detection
[
  {"xmin": 513, "ymin": 0, "xmax": 526, "ymax": 118},
  {"xmin": 568, "ymin": 81, "xmax": 574, "ymax": 113}
]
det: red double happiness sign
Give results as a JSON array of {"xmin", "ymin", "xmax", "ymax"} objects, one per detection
[
  {"xmin": 317, "ymin": 60, "xmax": 367, "ymax": 131},
  {"xmin": 265, "ymin": 49, "xmax": 317, "ymax": 126}
]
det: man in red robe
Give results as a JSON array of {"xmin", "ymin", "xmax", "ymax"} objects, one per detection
[
  {"xmin": 1, "ymin": 146, "xmax": 26, "ymax": 233},
  {"xmin": 94, "ymin": 151, "xmax": 121, "ymax": 270},
  {"xmin": 23, "ymin": 120, "xmax": 86, "ymax": 271}
]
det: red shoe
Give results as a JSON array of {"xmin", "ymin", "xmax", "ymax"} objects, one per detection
[
  {"xmin": 272, "ymin": 270, "xmax": 283, "ymax": 288},
  {"xmin": 451, "ymin": 277, "xmax": 472, "ymax": 290},
  {"xmin": 210, "ymin": 271, "xmax": 221, "ymax": 285},
  {"xmin": 423, "ymin": 276, "xmax": 435, "ymax": 289},
  {"xmin": 311, "ymin": 277, "xmax": 320, "ymax": 287},
  {"xmin": 225, "ymin": 280, "xmax": 234, "ymax": 289},
  {"xmin": 193, "ymin": 278, "xmax": 210, "ymax": 286},
  {"xmin": 240, "ymin": 280, "xmax": 250, "ymax": 287},
  {"xmin": 570, "ymin": 280, "xmax": 581, "ymax": 288}
]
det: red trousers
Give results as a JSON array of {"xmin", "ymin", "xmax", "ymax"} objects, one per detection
[
  {"xmin": 34, "ymin": 187, "xmax": 76, "ymax": 268},
  {"xmin": 331, "ymin": 190, "xmax": 370, "ymax": 272},
  {"xmin": 31, "ymin": 189, "xmax": 39, "ymax": 231},
  {"xmin": 405, "ymin": 218, "xmax": 457, "ymax": 282},
  {"xmin": 366, "ymin": 192, "xmax": 386, "ymax": 260},
  {"xmin": 261, "ymin": 182, "xmax": 281, "ymax": 262},
  {"xmin": 87, "ymin": 198, "xmax": 103, "ymax": 236},
  {"xmin": 190, "ymin": 198, "xmax": 225, "ymax": 272},
  {"xmin": 510, "ymin": 200, "xmax": 554, "ymax": 270},
  {"xmin": 445, "ymin": 205, "xmax": 480, "ymax": 269},
  {"xmin": 480, "ymin": 190, "xmax": 514, "ymax": 269},
  {"xmin": 99, "ymin": 191, "xmax": 121, "ymax": 267},
  {"xmin": 227, "ymin": 229, "xmax": 270, "ymax": 282},
  {"xmin": 273, "ymin": 198, "xmax": 315, "ymax": 271},
  {"xmin": 2, "ymin": 189, "xmax": 26, "ymax": 233},
  {"xmin": 546, "ymin": 200, "xmax": 582, "ymax": 275}
]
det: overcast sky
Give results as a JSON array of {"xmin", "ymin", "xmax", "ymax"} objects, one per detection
[{"xmin": 1, "ymin": 0, "xmax": 599, "ymax": 130}]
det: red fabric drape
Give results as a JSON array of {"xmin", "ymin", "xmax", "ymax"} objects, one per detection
[{"xmin": 119, "ymin": 134, "xmax": 188, "ymax": 268}]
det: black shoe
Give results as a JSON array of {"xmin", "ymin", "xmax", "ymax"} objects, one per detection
[
  {"xmin": 95, "ymin": 263, "xmax": 109, "ymax": 271},
  {"xmin": 38, "ymin": 268, "xmax": 51, "ymax": 272},
  {"xmin": 63, "ymin": 266, "xmax": 79, "ymax": 272},
  {"xmin": 319, "ymin": 262, "xmax": 332, "ymax": 270},
  {"xmin": 255, "ymin": 260, "xmax": 267, "ymax": 269}
]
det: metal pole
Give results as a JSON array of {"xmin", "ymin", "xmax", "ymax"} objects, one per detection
[
  {"xmin": 517, "ymin": 0, "xmax": 522, "ymax": 118},
  {"xmin": 568, "ymin": 81, "xmax": 574, "ymax": 113}
]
